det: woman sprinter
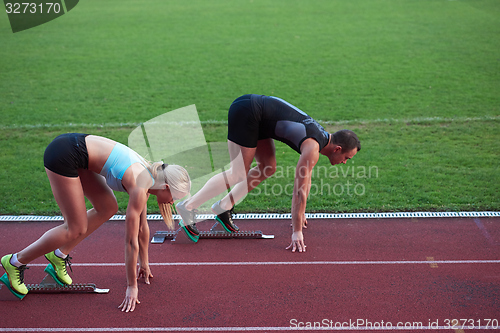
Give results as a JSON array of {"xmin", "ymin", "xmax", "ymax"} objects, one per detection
[{"xmin": 1, "ymin": 133, "xmax": 190, "ymax": 312}]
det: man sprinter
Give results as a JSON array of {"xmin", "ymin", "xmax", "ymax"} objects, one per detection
[{"xmin": 176, "ymin": 94, "xmax": 360, "ymax": 252}]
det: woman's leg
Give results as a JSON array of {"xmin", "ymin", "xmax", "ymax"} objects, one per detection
[
  {"xmin": 218, "ymin": 139, "xmax": 277, "ymax": 211},
  {"xmin": 58, "ymin": 169, "xmax": 118, "ymax": 254},
  {"xmin": 185, "ymin": 141, "xmax": 256, "ymax": 210},
  {"xmin": 16, "ymin": 169, "xmax": 89, "ymax": 264}
]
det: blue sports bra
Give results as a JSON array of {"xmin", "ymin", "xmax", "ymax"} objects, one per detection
[{"xmin": 99, "ymin": 143, "xmax": 154, "ymax": 192}]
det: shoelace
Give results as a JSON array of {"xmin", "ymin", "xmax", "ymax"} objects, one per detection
[
  {"xmin": 63, "ymin": 255, "xmax": 73, "ymax": 274},
  {"xmin": 64, "ymin": 256, "xmax": 73, "ymax": 273},
  {"xmin": 16, "ymin": 265, "xmax": 29, "ymax": 285},
  {"xmin": 228, "ymin": 208, "xmax": 235, "ymax": 222}
]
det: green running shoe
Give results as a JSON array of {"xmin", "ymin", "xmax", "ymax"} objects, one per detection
[
  {"xmin": 211, "ymin": 200, "xmax": 239, "ymax": 233},
  {"xmin": 175, "ymin": 200, "xmax": 199, "ymax": 234},
  {"xmin": 44, "ymin": 251, "xmax": 72, "ymax": 285},
  {"xmin": 1, "ymin": 254, "xmax": 29, "ymax": 295},
  {"xmin": 179, "ymin": 220, "xmax": 200, "ymax": 243}
]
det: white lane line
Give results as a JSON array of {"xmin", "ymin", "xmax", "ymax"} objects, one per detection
[
  {"xmin": 25, "ymin": 260, "xmax": 500, "ymax": 267},
  {"xmin": 0, "ymin": 325, "xmax": 494, "ymax": 331}
]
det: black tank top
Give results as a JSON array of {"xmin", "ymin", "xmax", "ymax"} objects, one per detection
[{"xmin": 250, "ymin": 95, "xmax": 330, "ymax": 153}]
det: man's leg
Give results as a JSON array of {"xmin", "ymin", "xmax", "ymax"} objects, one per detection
[
  {"xmin": 184, "ymin": 141, "xmax": 256, "ymax": 210},
  {"xmin": 218, "ymin": 139, "xmax": 276, "ymax": 211}
]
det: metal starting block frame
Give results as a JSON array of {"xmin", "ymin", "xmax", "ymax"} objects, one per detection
[
  {"xmin": 0, "ymin": 265, "xmax": 109, "ymax": 301},
  {"xmin": 151, "ymin": 220, "xmax": 274, "ymax": 244}
]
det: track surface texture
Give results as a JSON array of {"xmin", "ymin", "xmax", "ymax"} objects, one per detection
[{"xmin": 0, "ymin": 217, "xmax": 499, "ymax": 332}]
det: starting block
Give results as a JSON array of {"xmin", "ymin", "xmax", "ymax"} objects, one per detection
[
  {"xmin": 151, "ymin": 220, "xmax": 274, "ymax": 244},
  {"xmin": 0, "ymin": 264, "xmax": 109, "ymax": 301}
]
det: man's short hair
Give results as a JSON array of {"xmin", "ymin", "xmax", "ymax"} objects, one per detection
[{"xmin": 331, "ymin": 130, "xmax": 361, "ymax": 152}]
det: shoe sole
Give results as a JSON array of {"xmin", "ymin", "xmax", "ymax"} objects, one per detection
[
  {"xmin": 179, "ymin": 220, "xmax": 200, "ymax": 243},
  {"xmin": 0, "ymin": 273, "xmax": 26, "ymax": 299},
  {"xmin": 215, "ymin": 216, "xmax": 238, "ymax": 233}
]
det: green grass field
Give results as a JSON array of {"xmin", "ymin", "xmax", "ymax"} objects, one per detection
[{"xmin": 1, "ymin": 0, "xmax": 499, "ymax": 215}]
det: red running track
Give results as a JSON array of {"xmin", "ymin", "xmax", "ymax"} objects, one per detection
[{"xmin": 0, "ymin": 217, "xmax": 499, "ymax": 332}]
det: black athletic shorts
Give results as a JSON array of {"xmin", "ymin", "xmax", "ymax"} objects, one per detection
[
  {"xmin": 43, "ymin": 133, "xmax": 90, "ymax": 177},
  {"xmin": 227, "ymin": 94, "xmax": 261, "ymax": 148}
]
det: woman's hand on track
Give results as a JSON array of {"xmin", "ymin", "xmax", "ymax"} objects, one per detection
[
  {"xmin": 118, "ymin": 286, "xmax": 140, "ymax": 312},
  {"xmin": 286, "ymin": 231, "xmax": 306, "ymax": 253},
  {"xmin": 137, "ymin": 264, "xmax": 153, "ymax": 285}
]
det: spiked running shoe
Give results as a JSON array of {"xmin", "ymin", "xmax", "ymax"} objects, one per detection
[
  {"xmin": 45, "ymin": 251, "xmax": 72, "ymax": 285},
  {"xmin": 179, "ymin": 220, "xmax": 200, "ymax": 242},
  {"xmin": 1, "ymin": 254, "xmax": 29, "ymax": 295},
  {"xmin": 211, "ymin": 200, "xmax": 239, "ymax": 232},
  {"xmin": 176, "ymin": 200, "xmax": 197, "ymax": 228},
  {"xmin": 176, "ymin": 200, "xmax": 200, "ymax": 237}
]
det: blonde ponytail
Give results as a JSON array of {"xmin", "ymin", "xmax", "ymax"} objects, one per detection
[
  {"xmin": 159, "ymin": 202, "xmax": 174, "ymax": 229},
  {"xmin": 148, "ymin": 162, "xmax": 191, "ymax": 229}
]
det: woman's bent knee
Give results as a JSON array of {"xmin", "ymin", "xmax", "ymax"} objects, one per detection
[
  {"xmin": 94, "ymin": 197, "xmax": 118, "ymax": 220},
  {"xmin": 105, "ymin": 200, "xmax": 119, "ymax": 218},
  {"xmin": 67, "ymin": 225, "xmax": 88, "ymax": 240}
]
